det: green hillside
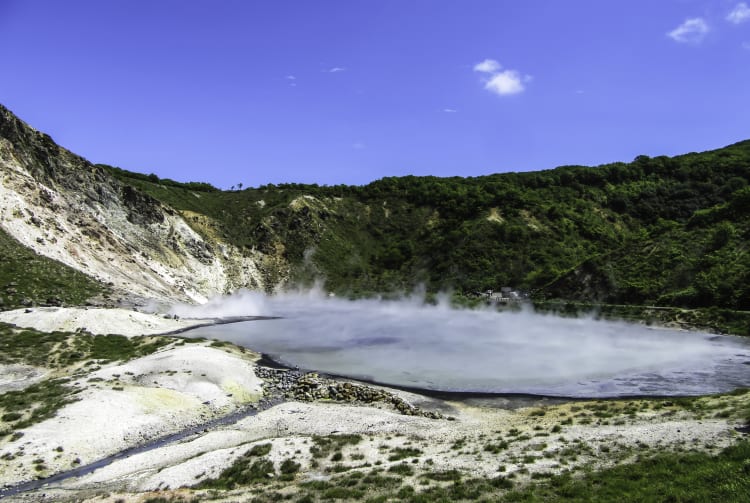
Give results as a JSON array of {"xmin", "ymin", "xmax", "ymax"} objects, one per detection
[
  {"xmin": 0, "ymin": 228, "xmax": 106, "ymax": 309},
  {"xmin": 101, "ymin": 140, "xmax": 750, "ymax": 312}
]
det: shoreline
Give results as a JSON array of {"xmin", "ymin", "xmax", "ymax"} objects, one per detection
[
  {"xmin": 156, "ymin": 315, "xmax": 282, "ymax": 336},
  {"xmin": 256, "ymin": 352, "xmax": 747, "ymax": 404}
]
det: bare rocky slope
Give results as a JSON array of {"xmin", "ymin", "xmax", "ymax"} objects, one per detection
[{"xmin": 0, "ymin": 104, "xmax": 269, "ymax": 305}]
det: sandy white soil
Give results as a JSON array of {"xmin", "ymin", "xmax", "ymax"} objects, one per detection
[
  {"xmin": 0, "ymin": 344, "xmax": 263, "ymax": 488},
  {"xmin": 0, "ymin": 307, "xmax": 211, "ymax": 337},
  {"xmin": 0, "ymin": 364, "xmax": 46, "ymax": 393},
  {"xmin": 1, "ymin": 365, "xmax": 744, "ymax": 501},
  {"xmin": 37, "ymin": 398, "xmax": 740, "ymax": 500}
]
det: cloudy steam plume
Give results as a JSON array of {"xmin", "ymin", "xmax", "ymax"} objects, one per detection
[{"xmin": 176, "ymin": 290, "xmax": 750, "ymax": 397}]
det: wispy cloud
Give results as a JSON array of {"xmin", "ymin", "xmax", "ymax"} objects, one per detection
[
  {"xmin": 328, "ymin": 67, "xmax": 346, "ymax": 73},
  {"xmin": 743, "ymin": 41, "xmax": 750, "ymax": 50},
  {"xmin": 442, "ymin": 108, "xmax": 458, "ymax": 113},
  {"xmin": 473, "ymin": 59, "xmax": 501, "ymax": 73},
  {"xmin": 474, "ymin": 58, "xmax": 530, "ymax": 96},
  {"xmin": 286, "ymin": 75, "xmax": 296, "ymax": 80},
  {"xmin": 352, "ymin": 141, "xmax": 365, "ymax": 149},
  {"xmin": 667, "ymin": 18, "xmax": 709, "ymax": 44},
  {"xmin": 727, "ymin": 2, "xmax": 750, "ymax": 24}
]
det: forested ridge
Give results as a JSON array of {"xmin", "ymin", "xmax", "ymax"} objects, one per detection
[{"xmin": 102, "ymin": 139, "xmax": 750, "ymax": 312}]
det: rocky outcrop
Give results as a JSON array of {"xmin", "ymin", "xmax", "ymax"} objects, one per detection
[
  {"xmin": 0, "ymin": 104, "xmax": 265, "ymax": 304},
  {"xmin": 255, "ymin": 366, "xmax": 443, "ymax": 419}
]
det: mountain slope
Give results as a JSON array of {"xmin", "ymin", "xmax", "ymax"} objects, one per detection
[
  {"xmin": 0, "ymin": 104, "xmax": 267, "ymax": 304},
  {"xmin": 109, "ymin": 145, "xmax": 750, "ymax": 310},
  {"xmin": 1, "ymin": 103, "xmax": 749, "ymax": 312},
  {"xmin": 0, "ymin": 226, "xmax": 105, "ymax": 309}
]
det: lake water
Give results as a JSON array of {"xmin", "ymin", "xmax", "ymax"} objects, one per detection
[{"xmin": 181, "ymin": 294, "xmax": 750, "ymax": 398}]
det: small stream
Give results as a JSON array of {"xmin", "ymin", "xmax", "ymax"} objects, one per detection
[{"xmin": 0, "ymin": 396, "xmax": 284, "ymax": 499}]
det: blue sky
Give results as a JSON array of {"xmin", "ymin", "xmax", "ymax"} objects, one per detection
[{"xmin": 1, "ymin": 1, "xmax": 749, "ymax": 188}]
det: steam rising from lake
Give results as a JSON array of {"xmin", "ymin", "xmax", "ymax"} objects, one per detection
[{"xmin": 176, "ymin": 290, "xmax": 750, "ymax": 397}]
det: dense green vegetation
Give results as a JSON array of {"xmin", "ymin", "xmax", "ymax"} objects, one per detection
[
  {"xmin": 0, "ymin": 228, "xmax": 105, "ymax": 310},
  {"xmin": 532, "ymin": 302, "xmax": 750, "ymax": 336},
  {"xmin": 104, "ymin": 140, "xmax": 750, "ymax": 316},
  {"xmin": 101, "ymin": 164, "xmax": 220, "ymax": 193}
]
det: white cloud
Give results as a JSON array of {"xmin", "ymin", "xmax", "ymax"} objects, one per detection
[
  {"xmin": 727, "ymin": 3, "xmax": 750, "ymax": 24},
  {"xmin": 286, "ymin": 75, "xmax": 296, "ymax": 80},
  {"xmin": 484, "ymin": 70, "xmax": 526, "ymax": 96},
  {"xmin": 352, "ymin": 141, "xmax": 365, "ymax": 149},
  {"xmin": 442, "ymin": 108, "xmax": 458, "ymax": 113},
  {"xmin": 474, "ymin": 59, "xmax": 530, "ymax": 96},
  {"xmin": 473, "ymin": 59, "xmax": 502, "ymax": 74},
  {"xmin": 328, "ymin": 67, "xmax": 346, "ymax": 73},
  {"xmin": 667, "ymin": 18, "xmax": 709, "ymax": 43}
]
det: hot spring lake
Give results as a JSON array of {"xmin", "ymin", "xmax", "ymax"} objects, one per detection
[{"xmin": 181, "ymin": 295, "xmax": 750, "ymax": 398}]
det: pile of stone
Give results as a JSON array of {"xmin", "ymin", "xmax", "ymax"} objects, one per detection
[
  {"xmin": 255, "ymin": 366, "xmax": 442, "ymax": 419},
  {"xmin": 255, "ymin": 366, "xmax": 305, "ymax": 394}
]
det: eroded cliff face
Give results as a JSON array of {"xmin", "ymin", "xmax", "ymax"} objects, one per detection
[{"xmin": 0, "ymin": 104, "xmax": 266, "ymax": 304}]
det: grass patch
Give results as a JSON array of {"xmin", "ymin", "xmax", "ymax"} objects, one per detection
[
  {"xmin": 484, "ymin": 440, "xmax": 510, "ymax": 454},
  {"xmin": 0, "ymin": 227, "xmax": 106, "ymax": 310},
  {"xmin": 388, "ymin": 463, "xmax": 415, "ymax": 476},
  {"xmin": 198, "ymin": 454, "xmax": 276, "ymax": 489},
  {"xmin": 0, "ymin": 322, "xmax": 170, "ymax": 368},
  {"xmin": 310, "ymin": 434, "xmax": 362, "ymax": 459},
  {"xmin": 248, "ymin": 443, "xmax": 273, "ymax": 457},
  {"xmin": 502, "ymin": 440, "xmax": 750, "ymax": 502},
  {"xmin": 423, "ymin": 469, "xmax": 462, "ymax": 482},
  {"xmin": 279, "ymin": 458, "xmax": 301, "ymax": 481},
  {"xmin": 388, "ymin": 447, "xmax": 422, "ymax": 461},
  {"xmin": 0, "ymin": 378, "xmax": 76, "ymax": 430}
]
